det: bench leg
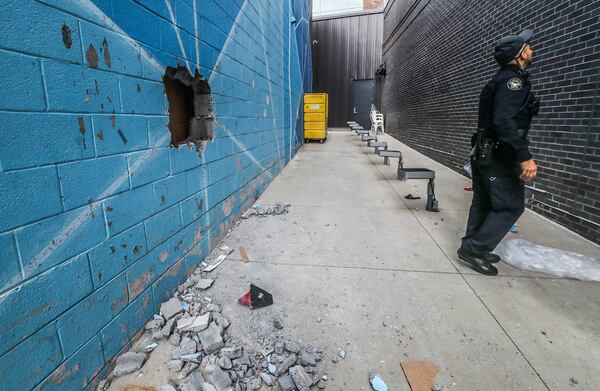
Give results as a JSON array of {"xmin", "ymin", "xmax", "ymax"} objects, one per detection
[
  {"xmin": 426, "ymin": 178, "xmax": 439, "ymax": 212},
  {"xmin": 384, "ymin": 156, "xmax": 390, "ymax": 165}
]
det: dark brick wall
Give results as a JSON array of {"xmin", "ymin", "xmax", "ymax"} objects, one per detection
[{"xmin": 382, "ymin": 0, "xmax": 600, "ymax": 243}]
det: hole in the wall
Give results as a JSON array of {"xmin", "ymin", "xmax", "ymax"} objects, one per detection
[{"xmin": 163, "ymin": 66, "xmax": 214, "ymax": 149}]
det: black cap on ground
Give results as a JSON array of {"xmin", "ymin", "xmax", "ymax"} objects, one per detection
[{"xmin": 493, "ymin": 29, "xmax": 534, "ymax": 65}]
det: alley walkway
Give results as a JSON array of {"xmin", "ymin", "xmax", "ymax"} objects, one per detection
[{"xmin": 111, "ymin": 130, "xmax": 600, "ymax": 391}]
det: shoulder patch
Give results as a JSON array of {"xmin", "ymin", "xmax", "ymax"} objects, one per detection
[{"xmin": 507, "ymin": 78, "xmax": 523, "ymax": 91}]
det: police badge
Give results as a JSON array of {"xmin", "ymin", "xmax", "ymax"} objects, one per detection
[{"xmin": 507, "ymin": 78, "xmax": 522, "ymax": 90}]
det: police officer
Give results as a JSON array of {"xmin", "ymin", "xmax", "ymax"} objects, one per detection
[{"xmin": 458, "ymin": 29, "xmax": 540, "ymax": 276}]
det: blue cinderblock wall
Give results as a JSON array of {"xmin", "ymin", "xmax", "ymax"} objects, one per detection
[{"xmin": 0, "ymin": 0, "xmax": 312, "ymax": 389}]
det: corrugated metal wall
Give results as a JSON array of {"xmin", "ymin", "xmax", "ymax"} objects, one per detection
[{"xmin": 311, "ymin": 11, "xmax": 384, "ymax": 127}]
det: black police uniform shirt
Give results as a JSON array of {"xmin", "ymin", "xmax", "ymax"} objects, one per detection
[{"xmin": 476, "ymin": 64, "xmax": 538, "ymax": 176}]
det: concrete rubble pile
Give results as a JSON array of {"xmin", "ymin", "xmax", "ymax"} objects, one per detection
[
  {"xmin": 98, "ymin": 259, "xmax": 327, "ymax": 391},
  {"xmin": 241, "ymin": 203, "xmax": 291, "ymax": 219}
]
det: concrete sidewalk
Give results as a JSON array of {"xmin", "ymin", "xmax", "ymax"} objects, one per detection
[{"xmin": 111, "ymin": 130, "xmax": 600, "ymax": 390}]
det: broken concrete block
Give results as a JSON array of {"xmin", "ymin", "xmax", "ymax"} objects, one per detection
[
  {"xmin": 277, "ymin": 375, "xmax": 296, "ymax": 391},
  {"xmin": 199, "ymin": 323, "xmax": 224, "ymax": 354},
  {"xmin": 178, "ymin": 371, "xmax": 205, "ymax": 391},
  {"xmin": 218, "ymin": 356, "xmax": 233, "ymax": 370},
  {"xmin": 177, "ymin": 362, "xmax": 199, "ymax": 381},
  {"xmin": 232, "ymin": 354, "xmax": 250, "ymax": 367},
  {"xmin": 273, "ymin": 318, "xmax": 284, "ymax": 329},
  {"xmin": 169, "ymin": 332, "xmax": 182, "ymax": 346},
  {"xmin": 196, "ymin": 278, "xmax": 214, "ymax": 290},
  {"xmin": 170, "ymin": 336, "xmax": 197, "ymax": 359},
  {"xmin": 317, "ymin": 379, "xmax": 326, "ymax": 389},
  {"xmin": 168, "ymin": 359, "xmax": 184, "ymax": 372},
  {"xmin": 259, "ymin": 372, "xmax": 274, "ymax": 386},
  {"xmin": 161, "ymin": 297, "xmax": 184, "ymax": 320},
  {"xmin": 112, "ymin": 352, "xmax": 148, "ymax": 377},
  {"xmin": 202, "ymin": 364, "xmax": 232, "ymax": 391},
  {"xmin": 145, "ymin": 316, "xmax": 165, "ymax": 331},
  {"xmin": 177, "ymin": 313, "xmax": 211, "ymax": 333},
  {"xmin": 221, "ymin": 346, "xmax": 243, "ymax": 359},
  {"xmin": 300, "ymin": 351, "xmax": 316, "ymax": 366},
  {"xmin": 248, "ymin": 377, "xmax": 262, "ymax": 390},
  {"xmin": 212, "ymin": 313, "xmax": 230, "ymax": 329},
  {"xmin": 202, "ymin": 383, "xmax": 217, "ymax": 391},
  {"xmin": 202, "ymin": 354, "xmax": 219, "ymax": 367},
  {"xmin": 290, "ymin": 365, "xmax": 312, "ymax": 391},
  {"xmin": 159, "ymin": 384, "xmax": 177, "ymax": 391},
  {"xmin": 275, "ymin": 354, "xmax": 297, "ymax": 376},
  {"xmin": 285, "ymin": 341, "xmax": 300, "ymax": 353},
  {"xmin": 160, "ymin": 318, "xmax": 177, "ymax": 337},
  {"xmin": 206, "ymin": 303, "xmax": 221, "ymax": 313}
]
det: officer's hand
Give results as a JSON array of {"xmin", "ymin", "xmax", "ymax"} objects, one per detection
[{"xmin": 519, "ymin": 159, "xmax": 538, "ymax": 181}]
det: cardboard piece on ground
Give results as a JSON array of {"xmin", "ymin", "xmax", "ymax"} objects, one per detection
[
  {"xmin": 239, "ymin": 246, "xmax": 250, "ymax": 263},
  {"xmin": 400, "ymin": 361, "xmax": 439, "ymax": 391}
]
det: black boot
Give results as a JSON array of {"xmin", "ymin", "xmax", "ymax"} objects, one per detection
[
  {"xmin": 457, "ymin": 249, "xmax": 498, "ymax": 276},
  {"xmin": 485, "ymin": 253, "xmax": 501, "ymax": 264}
]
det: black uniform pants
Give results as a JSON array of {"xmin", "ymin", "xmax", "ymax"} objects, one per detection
[{"xmin": 461, "ymin": 160, "xmax": 525, "ymax": 255}]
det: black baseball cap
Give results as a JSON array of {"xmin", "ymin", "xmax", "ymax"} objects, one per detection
[{"xmin": 494, "ymin": 29, "xmax": 534, "ymax": 65}]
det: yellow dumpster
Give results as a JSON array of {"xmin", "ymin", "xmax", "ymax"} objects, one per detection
[{"xmin": 304, "ymin": 93, "xmax": 328, "ymax": 143}]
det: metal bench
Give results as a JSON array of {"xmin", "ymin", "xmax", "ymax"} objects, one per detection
[
  {"xmin": 356, "ymin": 129, "xmax": 370, "ymax": 135},
  {"xmin": 378, "ymin": 149, "xmax": 402, "ymax": 165},
  {"xmin": 361, "ymin": 134, "xmax": 375, "ymax": 142},
  {"xmin": 368, "ymin": 140, "xmax": 387, "ymax": 153},
  {"xmin": 397, "ymin": 162, "xmax": 439, "ymax": 212}
]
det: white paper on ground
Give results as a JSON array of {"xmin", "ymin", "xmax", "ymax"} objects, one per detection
[
  {"xmin": 203, "ymin": 254, "xmax": 228, "ymax": 272},
  {"xmin": 495, "ymin": 239, "xmax": 600, "ymax": 281}
]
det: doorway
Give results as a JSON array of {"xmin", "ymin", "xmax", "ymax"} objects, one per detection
[{"xmin": 351, "ymin": 78, "xmax": 374, "ymax": 129}]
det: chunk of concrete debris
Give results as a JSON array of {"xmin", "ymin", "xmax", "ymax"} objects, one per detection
[
  {"xmin": 267, "ymin": 362, "xmax": 277, "ymax": 375},
  {"xmin": 432, "ymin": 384, "xmax": 445, "ymax": 391},
  {"xmin": 285, "ymin": 341, "xmax": 300, "ymax": 354},
  {"xmin": 178, "ymin": 371, "xmax": 205, "ymax": 391},
  {"xmin": 154, "ymin": 318, "xmax": 177, "ymax": 341},
  {"xmin": 199, "ymin": 323, "xmax": 225, "ymax": 354},
  {"xmin": 338, "ymin": 350, "xmax": 346, "ymax": 359},
  {"xmin": 276, "ymin": 354, "xmax": 297, "ymax": 376},
  {"xmin": 177, "ymin": 362, "xmax": 199, "ymax": 380},
  {"xmin": 145, "ymin": 315, "xmax": 165, "ymax": 331},
  {"xmin": 220, "ymin": 345, "xmax": 243, "ymax": 359},
  {"xmin": 369, "ymin": 374, "xmax": 388, "ymax": 391},
  {"xmin": 206, "ymin": 303, "xmax": 221, "ymax": 313},
  {"xmin": 212, "ymin": 313, "xmax": 230, "ymax": 329},
  {"xmin": 168, "ymin": 359, "xmax": 184, "ymax": 372},
  {"xmin": 159, "ymin": 384, "xmax": 177, "ymax": 391},
  {"xmin": 332, "ymin": 354, "xmax": 339, "ymax": 363},
  {"xmin": 177, "ymin": 313, "xmax": 211, "ymax": 333},
  {"xmin": 317, "ymin": 379, "xmax": 326, "ymax": 389},
  {"xmin": 217, "ymin": 355, "xmax": 232, "ymax": 370},
  {"xmin": 277, "ymin": 374, "xmax": 297, "ymax": 391},
  {"xmin": 290, "ymin": 365, "xmax": 313, "ymax": 391},
  {"xmin": 169, "ymin": 332, "xmax": 182, "ymax": 346},
  {"xmin": 196, "ymin": 278, "xmax": 214, "ymax": 290},
  {"xmin": 259, "ymin": 372, "xmax": 274, "ymax": 386},
  {"xmin": 202, "ymin": 384, "xmax": 217, "ymax": 391},
  {"xmin": 232, "ymin": 354, "xmax": 250, "ymax": 366},
  {"xmin": 161, "ymin": 297, "xmax": 184, "ymax": 320},
  {"xmin": 201, "ymin": 364, "xmax": 232, "ymax": 391},
  {"xmin": 170, "ymin": 336, "xmax": 197, "ymax": 359},
  {"xmin": 300, "ymin": 351, "xmax": 316, "ymax": 366},
  {"xmin": 112, "ymin": 352, "xmax": 148, "ymax": 377},
  {"xmin": 179, "ymin": 353, "xmax": 203, "ymax": 363}
]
